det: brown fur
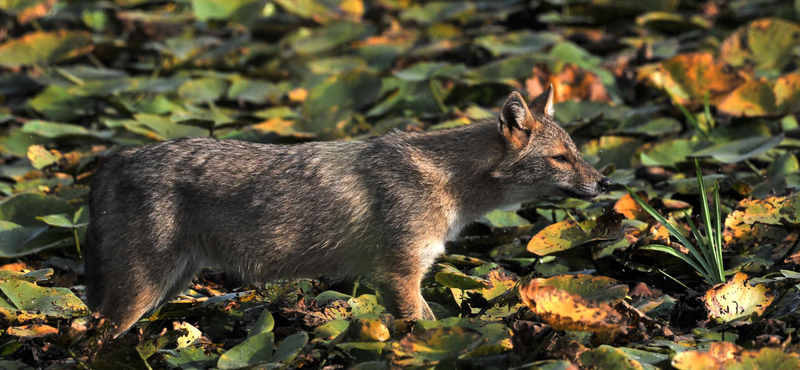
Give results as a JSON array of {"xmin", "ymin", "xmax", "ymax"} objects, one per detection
[{"xmin": 84, "ymin": 87, "xmax": 609, "ymax": 336}]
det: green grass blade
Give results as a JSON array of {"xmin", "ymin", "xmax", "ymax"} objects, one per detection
[
  {"xmin": 694, "ymin": 159, "xmax": 724, "ymax": 283},
  {"xmin": 714, "ymin": 183, "xmax": 724, "ymax": 281},
  {"xmin": 684, "ymin": 211, "xmax": 714, "ymax": 277},
  {"xmin": 704, "ymin": 92, "xmax": 716, "ymax": 130},
  {"xmin": 657, "ymin": 268, "xmax": 690, "ymax": 290},
  {"xmin": 675, "ymin": 100, "xmax": 708, "ymax": 139},
  {"xmin": 640, "ymin": 245, "xmax": 714, "ymax": 284},
  {"xmin": 626, "ymin": 186, "xmax": 715, "ymax": 277},
  {"xmin": 695, "ymin": 159, "xmax": 715, "ymax": 250}
]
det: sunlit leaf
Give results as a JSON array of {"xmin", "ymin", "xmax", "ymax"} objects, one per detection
[
  {"xmin": 519, "ymin": 277, "xmax": 627, "ymax": 340},
  {"xmin": 704, "ymin": 272, "xmax": 774, "ymax": 322},
  {"xmin": 720, "ymin": 18, "xmax": 800, "ymax": 73},
  {"xmin": 0, "ymin": 31, "xmax": 93, "ymax": 67}
]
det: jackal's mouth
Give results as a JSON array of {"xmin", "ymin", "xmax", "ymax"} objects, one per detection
[{"xmin": 558, "ymin": 187, "xmax": 601, "ymax": 201}]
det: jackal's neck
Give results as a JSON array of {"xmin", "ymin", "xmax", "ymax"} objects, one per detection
[{"xmin": 400, "ymin": 121, "xmax": 508, "ymax": 220}]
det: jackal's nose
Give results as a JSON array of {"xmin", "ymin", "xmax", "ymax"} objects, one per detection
[{"xmin": 598, "ymin": 177, "xmax": 611, "ymax": 192}]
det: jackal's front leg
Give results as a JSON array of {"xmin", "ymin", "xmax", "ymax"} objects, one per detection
[{"xmin": 378, "ymin": 270, "xmax": 436, "ymax": 321}]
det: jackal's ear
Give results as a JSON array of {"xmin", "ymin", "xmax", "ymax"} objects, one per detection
[
  {"xmin": 499, "ymin": 91, "xmax": 538, "ymax": 149},
  {"xmin": 531, "ymin": 84, "xmax": 555, "ymax": 118}
]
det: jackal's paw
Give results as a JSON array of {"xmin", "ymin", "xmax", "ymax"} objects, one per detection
[{"xmin": 421, "ymin": 301, "xmax": 436, "ymax": 321}]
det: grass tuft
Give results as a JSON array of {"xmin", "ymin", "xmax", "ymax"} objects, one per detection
[{"xmin": 626, "ymin": 159, "xmax": 726, "ymax": 286}]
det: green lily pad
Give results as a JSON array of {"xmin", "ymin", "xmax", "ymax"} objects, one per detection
[
  {"xmin": 435, "ymin": 263, "xmax": 490, "ymax": 290},
  {"xmin": 227, "ymin": 77, "xmax": 281, "ymax": 104},
  {"xmin": 580, "ymin": 345, "xmax": 648, "ymax": 370},
  {"xmin": 481, "ymin": 209, "xmax": 529, "ymax": 228},
  {"xmin": 0, "ymin": 31, "xmax": 93, "ymax": 67},
  {"xmin": 217, "ymin": 332, "xmax": 275, "ymax": 369},
  {"xmin": 475, "ymin": 30, "xmax": 562, "ymax": 56},
  {"xmin": 163, "ymin": 346, "xmax": 220, "ymax": 370},
  {"xmin": 0, "ymin": 193, "xmax": 76, "ymax": 227},
  {"xmin": 0, "ymin": 221, "xmax": 62, "ymax": 258},
  {"xmin": 26, "ymin": 145, "xmax": 60, "ymax": 170},
  {"xmin": 177, "ymin": 78, "xmax": 229, "ymax": 103},
  {"xmin": 273, "ymin": 331, "xmax": 308, "ymax": 364},
  {"xmin": 248, "ymin": 308, "xmax": 274, "ymax": 337},
  {"xmin": 303, "ymin": 69, "xmax": 380, "ymax": 126},
  {"xmin": 393, "ymin": 326, "xmax": 484, "ymax": 367},
  {"xmin": 692, "ymin": 134, "xmax": 783, "ymax": 164},
  {"xmin": 0, "ymin": 274, "xmax": 89, "ymax": 318},
  {"xmin": 289, "ymin": 22, "xmax": 374, "ymax": 55},
  {"xmin": 192, "ymin": 0, "xmax": 268, "ymax": 24},
  {"xmin": 720, "ymin": 18, "xmax": 800, "ymax": 74},
  {"xmin": 36, "ymin": 213, "xmax": 87, "ymax": 228},
  {"xmin": 22, "ymin": 120, "xmax": 100, "ymax": 139},
  {"xmin": 312, "ymin": 319, "xmax": 350, "ymax": 342}
]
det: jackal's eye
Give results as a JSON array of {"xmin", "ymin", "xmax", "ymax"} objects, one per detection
[{"xmin": 552, "ymin": 155, "xmax": 569, "ymax": 164}]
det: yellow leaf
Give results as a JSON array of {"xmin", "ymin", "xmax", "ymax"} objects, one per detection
[{"xmin": 704, "ymin": 272, "xmax": 774, "ymax": 322}]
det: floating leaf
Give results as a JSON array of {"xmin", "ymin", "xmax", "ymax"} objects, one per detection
[
  {"xmin": 192, "ymin": 0, "xmax": 268, "ymax": 24},
  {"xmin": 6, "ymin": 324, "xmax": 58, "ymax": 338},
  {"xmin": 0, "ymin": 274, "xmax": 89, "ymax": 318},
  {"xmin": 692, "ymin": 134, "xmax": 783, "ymax": 163},
  {"xmin": 392, "ymin": 326, "xmax": 483, "ymax": 367},
  {"xmin": 273, "ymin": 331, "xmax": 308, "ymax": 364},
  {"xmin": 290, "ymin": 22, "xmax": 373, "ymax": 55},
  {"xmin": 527, "ymin": 220, "xmax": 590, "ymax": 256},
  {"xmin": 704, "ymin": 272, "xmax": 774, "ymax": 322},
  {"xmin": 536, "ymin": 274, "xmax": 629, "ymax": 305},
  {"xmin": 717, "ymin": 74, "xmax": 800, "ymax": 117},
  {"xmin": 475, "ymin": 31, "xmax": 562, "ymax": 56},
  {"xmin": 642, "ymin": 52, "xmax": 743, "ymax": 105},
  {"xmin": 217, "ymin": 332, "xmax": 274, "ymax": 369},
  {"xmin": 580, "ymin": 345, "xmax": 648, "ymax": 370},
  {"xmin": 352, "ymin": 316, "xmax": 390, "ymax": 342},
  {"xmin": 27, "ymin": 145, "xmax": 61, "ymax": 170},
  {"xmin": 435, "ymin": 263, "xmax": 490, "ymax": 290},
  {"xmin": 519, "ymin": 276, "xmax": 627, "ymax": 340},
  {"xmin": 481, "ymin": 209, "xmax": 529, "ymax": 228},
  {"xmin": 720, "ymin": 18, "xmax": 800, "ymax": 73},
  {"xmin": 0, "ymin": 31, "xmax": 93, "ymax": 67},
  {"xmin": 673, "ymin": 342, "xmax": 800, "ymax": 370},
  {"xmin": 0, "ymin": 193, "xmax": 75, "ymax": 227},
  {"xmin": 248, "ymin": 308, "xmax": 274, "ymax": 337},
  {"xmin": 177, "ymin": 78, "xmax": 229, "ymax": 103}
]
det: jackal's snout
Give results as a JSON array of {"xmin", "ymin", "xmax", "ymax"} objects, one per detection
[{"xmin": 598, "ymin": 177, "xmax": 611, "ymax": 192}]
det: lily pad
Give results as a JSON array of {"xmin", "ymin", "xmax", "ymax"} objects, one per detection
[
  {"xmin": 392, "ymin": 326, "xmax": 484, "ymax": 367},
  {"xmin": 642, "ymin": 52, "xmax": 743, "ymax": 105},
  {"xmin": 527, "ymin": 220, "xmax": 590, "ymax": 256},
  {"xmin": 673, "ymin": 342, "xmax": 800, "ymax": 370},
  {"xmin": 720, "ymin": 18, "xmax": 800, "ymax": 74},
  {"xmin": 704, "ymin": 272, "xmax": 774, "ymax": 322},
  {"xmin": 519, "ymin": 276, "xmax": 627, "ymax": 340},
  {"xmin": 0, "ymin": 31, "xmax": 93, "ymax": 67},
  {"xmin": 216, "ymin": 332, "xmax": 274, "ymax": 369},
  {"xmin": 0, "ymin": 273, "xmax": 89, "ymax": 319},
  {"xmin": 692, "ymin": 134, "xmax": 783, "ymax": 164}
]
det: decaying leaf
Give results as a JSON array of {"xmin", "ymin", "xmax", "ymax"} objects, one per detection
[
  {"xmin": 519, "ymin": 275, "xmax": 627, "ymax": 340},
  {"xmin": 527, "ymin": 220, "xmax": 590, "ymax": 256},
  {"xmin": 704, "ymin": 272, "xmax": 774, "ymax": 322},
  {"xmin": 723, "ymin": 193, "xmax": 799, "ymax": 255},
  {"xmin": 673, "ymin": 341, "xmax": 800, "ymax": 370},
  {"xmin": 720, "ymin": 18, "xmax": 800, "ymax": 73},
  {"xmin": 392, "ymin": 326, "xmax": 483, "ymax": 367},
  {"xmin": 641, "ymin": 52, "xmax": 743, "ymax": 105}
]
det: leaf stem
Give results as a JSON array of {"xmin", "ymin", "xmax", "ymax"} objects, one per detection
[
  {"xmin": 429, "ymin": 79, "xmax": 448, "ymax": 114},
  {"xmin": 73, "ymin": 228, "xmax": 82, "ymax": 257}
]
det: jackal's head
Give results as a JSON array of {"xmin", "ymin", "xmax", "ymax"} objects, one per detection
[{"xmin": 495, "ymin": 86, "xmax": 610, "ymax": 202}]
